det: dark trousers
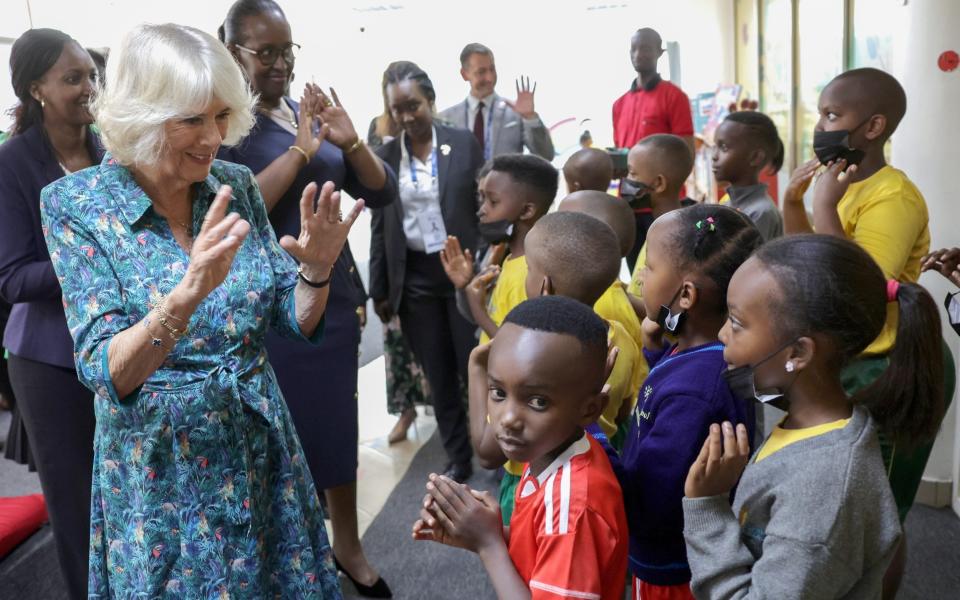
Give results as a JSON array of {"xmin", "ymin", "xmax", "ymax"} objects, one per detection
[
  {"xmin": 397, "ymin": 250, "xmax": 476, "ymax": 466},
  {"xmin": 626, "ymin": 211, "xmax": 656, "ymax": 273},
  {"xmin": 9, "ymin": 354, "xmax": 95, "ymax": 600}
]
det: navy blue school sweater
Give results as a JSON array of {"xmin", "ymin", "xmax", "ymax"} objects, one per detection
[{"xmin": 608, "ymin": 341, "xmax": 755, "ymax": 586}]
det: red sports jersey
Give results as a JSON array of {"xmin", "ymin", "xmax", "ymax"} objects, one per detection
[
  {"xmin": 509, "ymin": 434, "xmax": 628, "ymax": 600},
  {"xmin": 612, "ymin": 76, "xmax": 694, "ymax": 149}
]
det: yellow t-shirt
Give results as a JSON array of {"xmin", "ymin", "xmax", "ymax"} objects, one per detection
[
  {"xmin": 836, "ymin": 166, "xmax": 930, "ymax": 355},
  {"xmin": 479, "ymin": 255, "xmax": 528, "ymax": 346},
  {"xmin": 598, "ymin": 318, "xmax": 645, "ymax": 438},
  {"xmin": 626, "ymin": 241, "xmax": 647, "ymax": 298},
  {"xmin": 754, "ymin": 417, "xmax": 850, "ymax": 462},
  {"xmin": 595, "ymin": 281, "xmax": 643, "ymax": 353}
]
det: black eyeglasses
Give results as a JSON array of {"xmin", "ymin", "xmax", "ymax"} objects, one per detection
[{"xmin": 234, "ymin": 42, "xmax": 300, "ymax": 66}]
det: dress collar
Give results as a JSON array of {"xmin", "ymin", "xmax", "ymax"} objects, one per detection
[{"xmin": 630, "ymin": 73, "xmax": 662, "ymax": 92}]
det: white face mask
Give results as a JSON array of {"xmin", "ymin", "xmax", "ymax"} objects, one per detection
[{"xmin": 946, "ymin": 292, "xmax": 960, "ymax": 336}]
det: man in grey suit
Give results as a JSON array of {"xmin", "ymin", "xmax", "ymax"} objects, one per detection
[{"xmin": 439, "ymin": 43, "xmax": 555, "ymax": 162}]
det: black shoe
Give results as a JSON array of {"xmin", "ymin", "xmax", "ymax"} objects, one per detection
[
  {"xmin": 334, "ymin": 557, "xmax": 392, "ymax": 598},
  {"xmin": 442, "ymin": 461, "xmax": 473, "ymax": 484}
]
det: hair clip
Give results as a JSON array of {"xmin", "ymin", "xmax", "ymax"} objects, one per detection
[{"xmin": 695, "ymin": 217, "xmax": 716, "ymax": 232}]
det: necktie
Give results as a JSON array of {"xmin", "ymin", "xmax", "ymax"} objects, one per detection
[{"xmin": 473, "ymin": 101, "xmax": 485, "ymax": 153}]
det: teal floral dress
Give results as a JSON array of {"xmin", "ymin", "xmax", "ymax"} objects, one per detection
[{"xmin": 41, "ymin": 156, "xmax": 341, "ymax": 599}]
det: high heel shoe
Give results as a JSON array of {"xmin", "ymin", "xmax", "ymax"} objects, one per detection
[
  {"xmin": 334, "ymin": 557, "xmax": 392, "ymax": 598},
  {"xmin": 387, "ymin": 407, "xmax": 417, "ymax": 445}
]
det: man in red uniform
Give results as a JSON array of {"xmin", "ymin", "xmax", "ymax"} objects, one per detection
[{"xmin": 613, "ymin": 27, "xmax": 695, "ymax": 271}]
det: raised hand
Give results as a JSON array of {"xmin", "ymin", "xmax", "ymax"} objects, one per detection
[
  {"xmin": 922, "ymin": 247, "xmax": 960, "ymax": 287},
  {"xmin": 464, "ymin": 265, "xmax": 500, "ymax": 310},
  {"xmin": 278, "ymin": 181, "xmax": 364, "ymax": 274},
  {"xmin": 813, "ymin": 159, "xmax": 857, "ymax": 211},
  {"xmin": 684, "ymin": 421, "xmax": 751, "ymax": 498},
  {"xmin": 783, "ymin": 158, "xmax": 821, "ymax": 206},
  {"xmin": 440, "ymin": 236, "xmax": 474, "ymax": 289},
  {"xmin": 180, "ymin": 185, "xmax": 251, "ymax": 300},
  {"xmin": 309, "ymin": 83, "xmax": 362, "ymax": 152},
  {"xmin": 504, "ymin": 76, "xmax": 537, "ymax": 119},
  {"xmin": 292, "ymin": 85, "xmax": 328, "ymax": 162}
]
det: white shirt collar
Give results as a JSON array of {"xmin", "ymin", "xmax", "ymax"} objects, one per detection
[
  {"xmin": 528, "ymin": 433, "xmax": 591, "ymax": 485},
  {"xmin": 467, "ymin": 92, "xmax": 496, "ymax": 111}
]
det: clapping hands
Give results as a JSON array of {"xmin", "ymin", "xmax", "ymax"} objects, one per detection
[{"xmin": 412, "ymin": 473, "xmax": 503, "ymax": 553}]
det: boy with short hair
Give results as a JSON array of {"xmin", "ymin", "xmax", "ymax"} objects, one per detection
[
  {"xmin": 624, "ymin": 134, "xmax": 696, "ymax": 301},
  {"xmin": 413, "ymin": 295, "xmax": 628, "ymax": 600},
  {"xmin": 440, "ymin": 153, "xmax": 558, "ymax": 345},
  {"xmin": 562, "ymin": 147, "xmax": 614, "ymax": 193}
]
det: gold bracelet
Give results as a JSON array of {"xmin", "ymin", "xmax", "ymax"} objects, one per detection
[
  {"xmin": 156, "ymin": 298, "xmax": 188, "ymax": 338},
  {"xmin": 142, "ymin": 317, "xmax": 173, "ymax": 351},
  {"xmin": 343, "ymin": 138, "xmax": 364, "ymax": 155},
  {"xmin": 288, "ymin": 145, "xmax": 310, "ymax": 165}
]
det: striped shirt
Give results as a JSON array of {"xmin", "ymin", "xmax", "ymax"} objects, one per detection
[{"xmin": 509, "ymin": 434, "xmax": 629, "ymax": 600}]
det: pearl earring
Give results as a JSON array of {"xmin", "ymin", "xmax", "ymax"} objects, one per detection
[
  {"xmin": 785, "ymin": 361, "xmax": 795, "ymax": 373},
  {"xmin": 40, "ymin": 98, "xmax": 45, "ymax": 108}
]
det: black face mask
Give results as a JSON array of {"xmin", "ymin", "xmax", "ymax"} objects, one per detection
[
  {"xmin": 620, "ymin": 178, "xmax": 653, "ymax": 210},
  {"xmin": 812, "ymin": 117, "xmax": 872, "ymax": 167},
  {"xmin": 722, "ymin": 339, "xmax": 798, "ymax": 409},
  {"xmin": 945, "ymin": 292, "xmax": 960, "ymax": 337},
  {"xmin": 656, "ymin": 286, "xmax": 685, "ymax": 333},
  {"xmin": 478, "ymin": 219, "xmax": 514, "ymax": 244}
]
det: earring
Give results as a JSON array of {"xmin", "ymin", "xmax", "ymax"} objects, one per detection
[
  {"xmin": 40, "ymin": 98, "xmax": 45, "ymax": 108},
  {"xmin": 785, "ymin": 361, "xmax": 795, "ymax": 373}
]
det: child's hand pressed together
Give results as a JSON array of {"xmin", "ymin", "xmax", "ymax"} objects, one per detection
[
  {"xmin": 412, "ymin": 474, "xmax": 504, "ymax": 553},
  {"xmin": 439, "ymin": 236, "xmax": 475, "ymax": 289},
  {"xmin": 684, "ymin": 421, "xmax": 751, "ymax": 499}
]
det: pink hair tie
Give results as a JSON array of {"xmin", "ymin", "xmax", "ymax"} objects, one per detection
[{"xmin": 886, "ymin": 279, "xmax": 900, "ymax": 303}]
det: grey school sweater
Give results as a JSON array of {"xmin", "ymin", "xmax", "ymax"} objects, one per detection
[
  {"xmin": 682, "ymin": 405, "xmax": 901, "ymax": 599},
  {"xmin": 726, "ymin": 183, "xmax": 783, "ymax": 241}
]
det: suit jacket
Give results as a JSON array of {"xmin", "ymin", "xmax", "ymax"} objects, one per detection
[
  {"xmin": 439, "ymin": 93, "xmax": 555, "ymax": 160},
  {"xmin": 0, "ymin": 124, "xmax": 104, "ymax": 368},
  {"xmin": 370, "ymin": 123, "xmax": 484, "ymax": 312}
]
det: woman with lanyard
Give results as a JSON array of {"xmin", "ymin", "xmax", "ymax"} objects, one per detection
[
  {"xmin": 0, "ymin": 28, "xmax": 102, "ymax": 599},
  {"xmin": 217, "ymin": 1, "xmax": 397, "ymax": 596},
  {"xmin": 370, "ymin": 61, "xmax": 484, "ymax": 484}
]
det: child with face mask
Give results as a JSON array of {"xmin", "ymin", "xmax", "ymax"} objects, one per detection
[
  {"xmin": 440, "ymin": 153, "xmax": 557, "ymax": 345},
  {"xmin": 683, "ymin": 234, "xmax": 945, "ymax": 599},
  {"xmin": 780, "ymin": 68, "xmax": 952, "ymax": 597},
  {"xmin": 601, "ymin": 204, "xmax": 762, "ymax": 600}
]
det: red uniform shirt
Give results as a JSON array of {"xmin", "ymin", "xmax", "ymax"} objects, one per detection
[
  {"xmin": 612, "ymin": 75, "xmax": 694, "ymax": 149},
  {"xmin": 509, "ymin": 434, "xmax": 629, "ymax": 600}
]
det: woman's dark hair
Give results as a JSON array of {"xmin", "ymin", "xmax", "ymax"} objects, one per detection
[
  {"xmin": 374, "ymin": 65, "xmax": 401, "ymax": 142},
  {"xmin": 667, "ymin": 203, "xmax": 764, "ymax": 312},
  {"xmin": 725, "ymin": 110, "xmax": 785, "ymax": 173},
  {"xmin": 218, "ymin": 0, "xmax": 284, "ymax": 44},
  {"xmin": 381, "ymin": 61, "xmax": 436, "ymax": 106},
  {"xmin": 8, "ymin": 28, "xmax": 74, "ymax": 136},
  {"xmin": 754, "ymin": 234, "xmax": 945, "ymax": 447}
]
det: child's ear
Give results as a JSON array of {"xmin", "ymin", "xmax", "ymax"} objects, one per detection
[
  {"xmin": 540, "ymin": 276, "xmax": 555, "ymax": 297},
  {"xmin": 652, "ymin": 174, "xmax": 668, "ymax": 194},
  {"xmin": 580, "ymin": 384, "xmax": 609, "ymax": 426},
  {"xmin": 748, "ymin": 148, "xmax": 767, "ymax": 170},
  {"xmin": 864, "ymin": 114, "xmax": 888, "ymax": 142},
  {"xmin": 519, "ymin": 202, "xmax": 538, "ymax": 221},
  {"xmin": 788, "ymin": 336, "xmax": 816, "ymax": 371},
  {"xmin": 677, "ymin": 280, "xmax": 698, "ymax": 311}
]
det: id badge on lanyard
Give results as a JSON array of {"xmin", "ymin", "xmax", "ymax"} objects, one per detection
[{"xmin": 403, "ymin": 129, "xmax": 447, "ymax": 254}]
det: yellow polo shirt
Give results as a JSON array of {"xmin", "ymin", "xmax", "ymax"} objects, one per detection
[
  {"xmin": 836, "ymin": 166, "xmax": 929, "ymax": 355},
  {"xmin": 479, "ymin": 255, "xmax": 528, "ymax": 345},
  {"xmin": 598, "ymin": 318, "xmax": 645, "ymax": 438},
  {"xmin": 595, "ymin": 281, "xmax": 643, "ymax": 352},
  {"xmin": 627, "ymin": 242, "xmax": 647, "ymax": 298}
]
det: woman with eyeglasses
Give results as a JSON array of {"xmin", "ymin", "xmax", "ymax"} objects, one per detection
[{"xmin": 218, "ymin": 1, "xmax": 397, "ymax": 597}]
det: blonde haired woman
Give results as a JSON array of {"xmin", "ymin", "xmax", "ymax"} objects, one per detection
[{"xmin": 41, "ymin": 23, "xmax": 356, "ymax": 597}]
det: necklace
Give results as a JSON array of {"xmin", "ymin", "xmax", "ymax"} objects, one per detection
[
  {"xmin": 265, "ymin": 101, "xmax": 297, "ymax": 130},
  {"xmin": 160, "ymin": 212, "xmax": 194, "ymax": 251}
]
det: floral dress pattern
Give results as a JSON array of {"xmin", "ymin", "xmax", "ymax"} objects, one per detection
[{"xmin": 41, "ymin": 156, "xmax": 341, "ymax": 599}]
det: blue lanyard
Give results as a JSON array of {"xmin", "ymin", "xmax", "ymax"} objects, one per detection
[
  {"xmin": 465, "ymin": 99, "xmax": 495, "ymax": 161},
  {"xmin": 405, "ymin": 129, "xmax": 437, "ymax": 185}
]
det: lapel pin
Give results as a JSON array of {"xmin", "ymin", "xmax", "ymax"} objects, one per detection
[{"xmin": 440, "ymin": 144, "xmax": 451, "ymax": 156}]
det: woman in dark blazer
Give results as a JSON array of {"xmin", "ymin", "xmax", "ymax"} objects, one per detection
[
  {"xmin": 0, "ymin": 29, "xmax": 101, "ymax": 599},
  {"xmin": 370, "ymin": 61, "xmax": 484, "ymax": 484}
]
